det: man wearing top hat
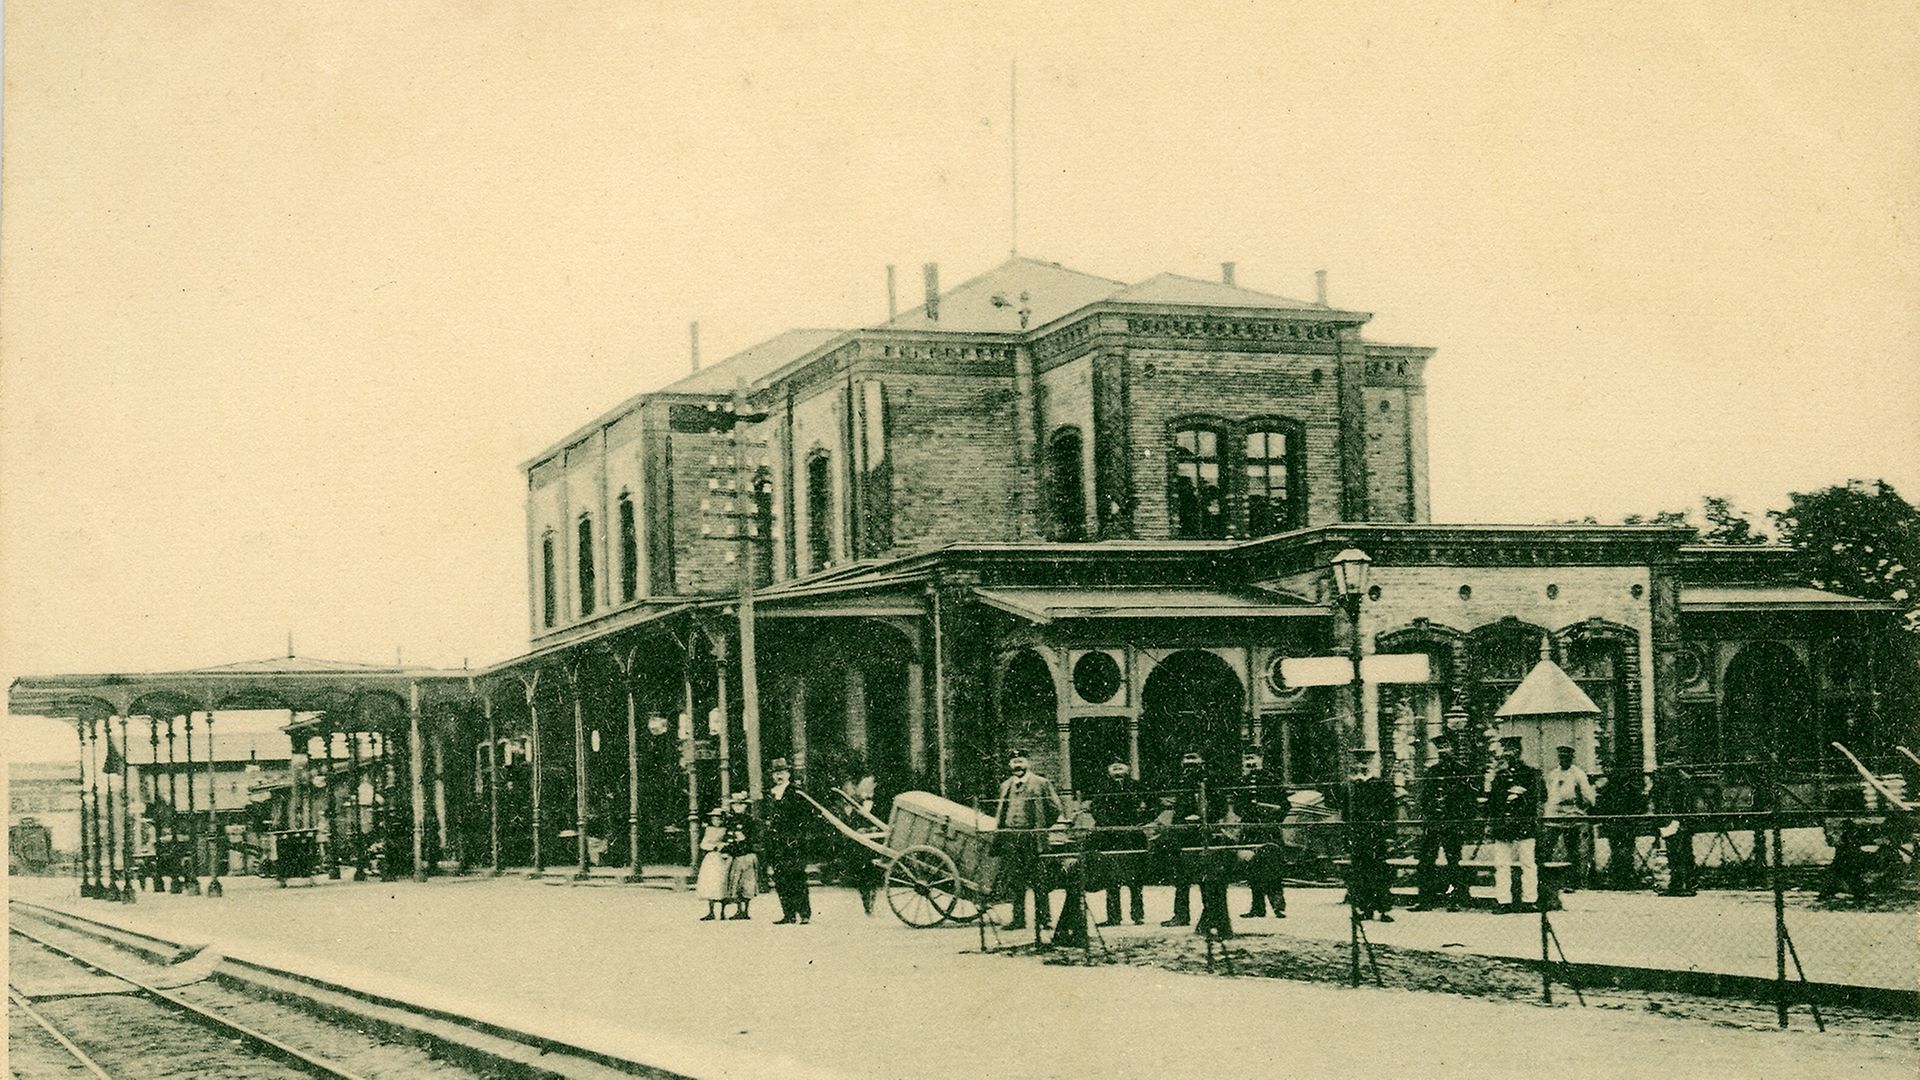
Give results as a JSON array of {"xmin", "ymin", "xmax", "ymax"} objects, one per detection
[
  {"xmin": 1412, "ymin": 731, "xmax": 1479, "ymax": 911},
  {"xmin": 764, "ymin": 757, "xmax": 812, "ymax": 924},
  {"xmin": 1487, "ymin": 735, "xmax": 1546, "ymax": 912},
  {"xmin": 994, "ymin": 749, "xmax": 1063, "ymax": 931},
  {"xmin": 1086, "ymin": 757, "xmax": 1150, "ymax": 926}
]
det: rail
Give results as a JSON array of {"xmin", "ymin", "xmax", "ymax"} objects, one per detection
[{"xmin": 8, "ymin": 917, "xmax": 370, "ymax": 1080}]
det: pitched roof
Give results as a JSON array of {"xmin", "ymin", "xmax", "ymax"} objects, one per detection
[
  {"xmin": 877, "ymin": 257, "xmax": 1126, "ymax": 333},
  {"xmin": 176, "ymin": 654, "xmax": 393, "ymax": 674},
  {"xmin": 1495, "ymin": 660, "xmax": 1601, "ymax": 718},
  {"xmin": 656, "ymin": 327, "xmax": 846, "ymax": 395},
  {"xmin": 1108, "ymin": 272, "xmax": 1320, "ymax": 311}
]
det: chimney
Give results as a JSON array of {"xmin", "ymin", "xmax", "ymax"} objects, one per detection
[
  {"xmin": 923, "ymin": 263, "xmax": 940, "ymax": 321},
  {"xmin": 886, "ymin": 265, "xmax": 898, "ymax": 321},
  {"xmin": 1314, "ymin": 270, "xmax": 1328, "ymax": 306},
  {"xmin": 1220, "ymin": 261, "xmax": 1236, "ymax": 286},
  {"xmin": 689, "ymin": 320, "xmax": 701, "ymax": 373}
]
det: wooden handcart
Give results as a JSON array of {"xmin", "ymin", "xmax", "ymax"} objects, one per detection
[{"xmin": 803, "ymin": 789, "xmax": 1003, "ymax": 928}]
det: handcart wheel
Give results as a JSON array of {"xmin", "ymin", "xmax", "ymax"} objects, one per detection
[{"xmin": 886, "ymin": 845, "xmax": 961, "ymax": 928}]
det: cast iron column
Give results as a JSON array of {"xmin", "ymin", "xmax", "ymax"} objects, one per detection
[
  {"xmin": 76, "ymin": 720, "xmax": 92, "ymax": 897},
  {"xmin": 204, "ymin": 712, "xmax": 222, "ymax": 896},
  {"xmin": 182, "ymin": 713, "xmax": 200, "ymax": 894}
]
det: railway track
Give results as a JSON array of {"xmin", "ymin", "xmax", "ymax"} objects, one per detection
[
  {"xmin": 9, "ymin": 920, "xmax": 366, "ymax": 1080},
  {"xmin": 6, "ymin": 911, "xmax": 496, "ymax": 1080}
]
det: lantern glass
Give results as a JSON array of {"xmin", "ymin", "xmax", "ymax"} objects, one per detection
[{"xmin": 1330, "ymin": 547, "xmax": 1373, "ymax": 598}]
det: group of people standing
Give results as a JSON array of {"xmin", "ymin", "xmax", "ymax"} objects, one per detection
[{"xmin": 695, "ymin": 757, "xmax": 819, "ymax": 923}]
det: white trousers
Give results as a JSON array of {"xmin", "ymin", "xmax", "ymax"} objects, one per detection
[{"xmin": 1490, "ymin": 837, "xmax": 1537, "ymax": 905}]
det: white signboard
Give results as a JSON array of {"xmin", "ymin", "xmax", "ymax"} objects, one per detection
[
  {"xmin": 1278, "ymin": 656, "xmax": 1355, "ymax": 688},
  {"xmin": 1361, "ymin": 653, "xmax": 1432, "ymax": 685},
  {"xmin": 1279, "ymin": 653, "xmax": 1432, "ymax": 688}
]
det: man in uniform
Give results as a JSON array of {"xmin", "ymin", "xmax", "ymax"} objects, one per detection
[
  {"xmin": 1234, "ymin": 751, "xmax": 1290, "ymax": 919},
  {"xmin": 1412, "ymin": 731, "xmax": 1479, "ymax": 911},
  {"xmin": 764, "ymin": 758, "xmax": 812, "ymax": 924},
  {"xmin": 1340, "ymin": 748, "xmax": 1396, "ymax": 922},
  {"xmin": 994, "ymin": 749, "xmax": 1063, "ymax": 932},
  {"xmin": 1487, "ymin": 735, "xmax": 1545, "ymax": 912},
  {"xmin": 1087, "ymin": 757, "xmax": 1149, "ymax": 926},
  {"xmin": 1158, "ymin": 751, "xmax": 1209, "ymax": 927}
]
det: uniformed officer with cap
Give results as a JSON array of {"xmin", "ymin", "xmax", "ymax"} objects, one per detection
[
  {"xmin": 1158, "ymin": 750, "xmax": 1209, "ymax": 927},
  {"xmin": 1487, "ymin": 735, "xmax": 1545, "ymax": 912},
  {"xmin": 1412, "ymin": 731, "xmax": 1479, "ymax": 911},
  {"xmin": 1234, "ymin": 751, "xmax": 1290, "ymax": 919}
]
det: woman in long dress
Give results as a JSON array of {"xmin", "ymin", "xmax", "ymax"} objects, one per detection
[{"xmin": 696, "ymin": 807, "xmax": 732, "ymax": 920}]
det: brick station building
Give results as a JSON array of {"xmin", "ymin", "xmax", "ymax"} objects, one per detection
[{"xmin": 14, "ymin": 256, "xmax": 1917, "ymax": 882}]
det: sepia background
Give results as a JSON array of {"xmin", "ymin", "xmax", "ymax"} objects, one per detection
[{"xmin": 4, "ymin": 1, "xmax": 1916, "ymax": 758}]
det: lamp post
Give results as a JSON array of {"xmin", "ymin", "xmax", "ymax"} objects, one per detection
[{"xmin": 1330, "ymin": 547, "xmax": 1373, "ymax": 775}]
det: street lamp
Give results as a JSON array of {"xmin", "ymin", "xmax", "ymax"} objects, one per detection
[{"xmin": 1330, "ymin": 548, "xmax": 1373, "ymax": 774}]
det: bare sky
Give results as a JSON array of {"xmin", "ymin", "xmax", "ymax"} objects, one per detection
[{"xmin": 4, "ymin": 0, "xmax": 1916, "ymax": 728}]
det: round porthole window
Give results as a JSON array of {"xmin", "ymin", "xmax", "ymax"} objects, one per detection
[
  {"xmin": 1265, "ymin": 655, "xmax": 1306, "ymax": 700},
  {"xmin": 1673, "ymin": 646, "xmax": 1705, "ymax": 687},
  {"xmin": 1458, "ymin": 584, "xmax": 1473, "ymax": 600},
  {"xmin": 1072, "ymin": 652, "xmax": 1123, "ymax": 704}
]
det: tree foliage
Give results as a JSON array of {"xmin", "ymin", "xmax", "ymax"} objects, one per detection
[{"xmin": 1768, "ymin": 479, "xmax": 1919, "ymax": 634}]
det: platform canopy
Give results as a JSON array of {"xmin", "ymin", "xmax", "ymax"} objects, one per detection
[
  {"xmin": 971, "ymin": 586, "xmax": 1327, "ymax": 625},
  {"xmin": 7, "ymin": 652, "xmax": 473, "ymax": 722},
  {"xmin": 1679, "ymin": 584, "xmax": 1898, "ymax": 613}
]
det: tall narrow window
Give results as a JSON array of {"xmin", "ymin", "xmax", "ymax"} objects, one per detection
[
  {"xmin": 1245, "ymin": 428, "xmax": 1297, "ymax": 537},
  {"xmin": 576, "ymin": 514, "xmax": 596, "ymax": 616},
  {"xmin": 1171, "ymin": 427, "xmax": 1226, "ymax": 538},
  {"xmin": 541, "ymin": 532, "xmax": 558, "ymax": 628},
  {"xmin": 805, "ymin": 450, "xmax": 833, "ymax": 573},
  {"xmin": 751, "ymin": 467, "xmax": 775, "ymax": 587},
  {"xmin": 1049, "ymin": 427, "xmax": 1087, "ymax": 541},
  {"xmin": 617, "ymin": 493, "xmax": 638, "ymax": 603}
]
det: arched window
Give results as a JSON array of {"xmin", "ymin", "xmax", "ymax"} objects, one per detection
[
  {"xmin": 1048, "ymin": 426, "xmax": 1087, "ymax": 541},
  {"xmin": 617, "ymin": 493, "xmax": 638, "ymax": 603},
  {"xmin": 1244, "ymin": 426, "xmax": 1300, "ymax": 536},
  {"xmin": 576, "ymin": 514, "xmax": 596, "ymax": 617},
  {"xmin": 1171, "ymin": 426, "xmax": 1227, "ymax": 539},
  {"xmin": 805, "ymin": 450, "xmax": 833, "ymax": 573},
  {"xmin": 540, "ymin": 531, "xmax": 558, "ymax": 628}
]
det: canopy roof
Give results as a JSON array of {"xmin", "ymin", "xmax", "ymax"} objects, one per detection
[
  {"xmin": 1495, "ymin": 659, "xmax": 1601, "ymax": 718},
  {"xmin": 1680, "ymin": 584, "xmax": 1897, "ymax": 613},
  {"xmin": 972, "ymin": 586, "xmax": 1325, "ymax": 625}
]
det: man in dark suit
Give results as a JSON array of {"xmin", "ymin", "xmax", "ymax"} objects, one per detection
[
  {"xmin": 1087, "ymin": 757, "xmax": 1149, "ymax": 926},
  {"xmin": 764, "ymin": 758, "xmax": 812, "ymax": 924},
  {"xmin": 1412, "ymin": 732, "xmax": 1479, "ymax": 911},
  {"xmin": 1159, "ymin": 751, "xmax": 1208, "ymax": 927},
  {"xmin": 994, "ymin": 749, "xmax": 1063, "ymax": 931},
  {"xmin": 1234, "ymin": 751, "xmax": 1290, "ymax": 919},
  {"xmin": 1340, "ymin": 748, "xmax": 1397, "ymax": 922},
  {"xmin": 1487, "ymin": 735, "xmax": 1545, "ymax": 912}
]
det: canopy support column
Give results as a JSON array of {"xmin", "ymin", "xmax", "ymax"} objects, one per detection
[
  {"xmin": 483, "ymin": 691, "xmax": 501, "ymax": 875},
  {"xmin": 569, "ymin": 662, "xmax": 591, "ymax": 879},
  {"xmin": 182, "ymin": 714, "xmax": 200, "ymax": 894},
  {"xmin": 205, "ymin": 708, "xmax": 223, "ymax": 897},
  {"xmin": 322, "ymin": 725, "xmax": 340, "ymax": 878},
  {"xmin": 409, "ymin": 682, "xmax": 428, "ymax": 883}
]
